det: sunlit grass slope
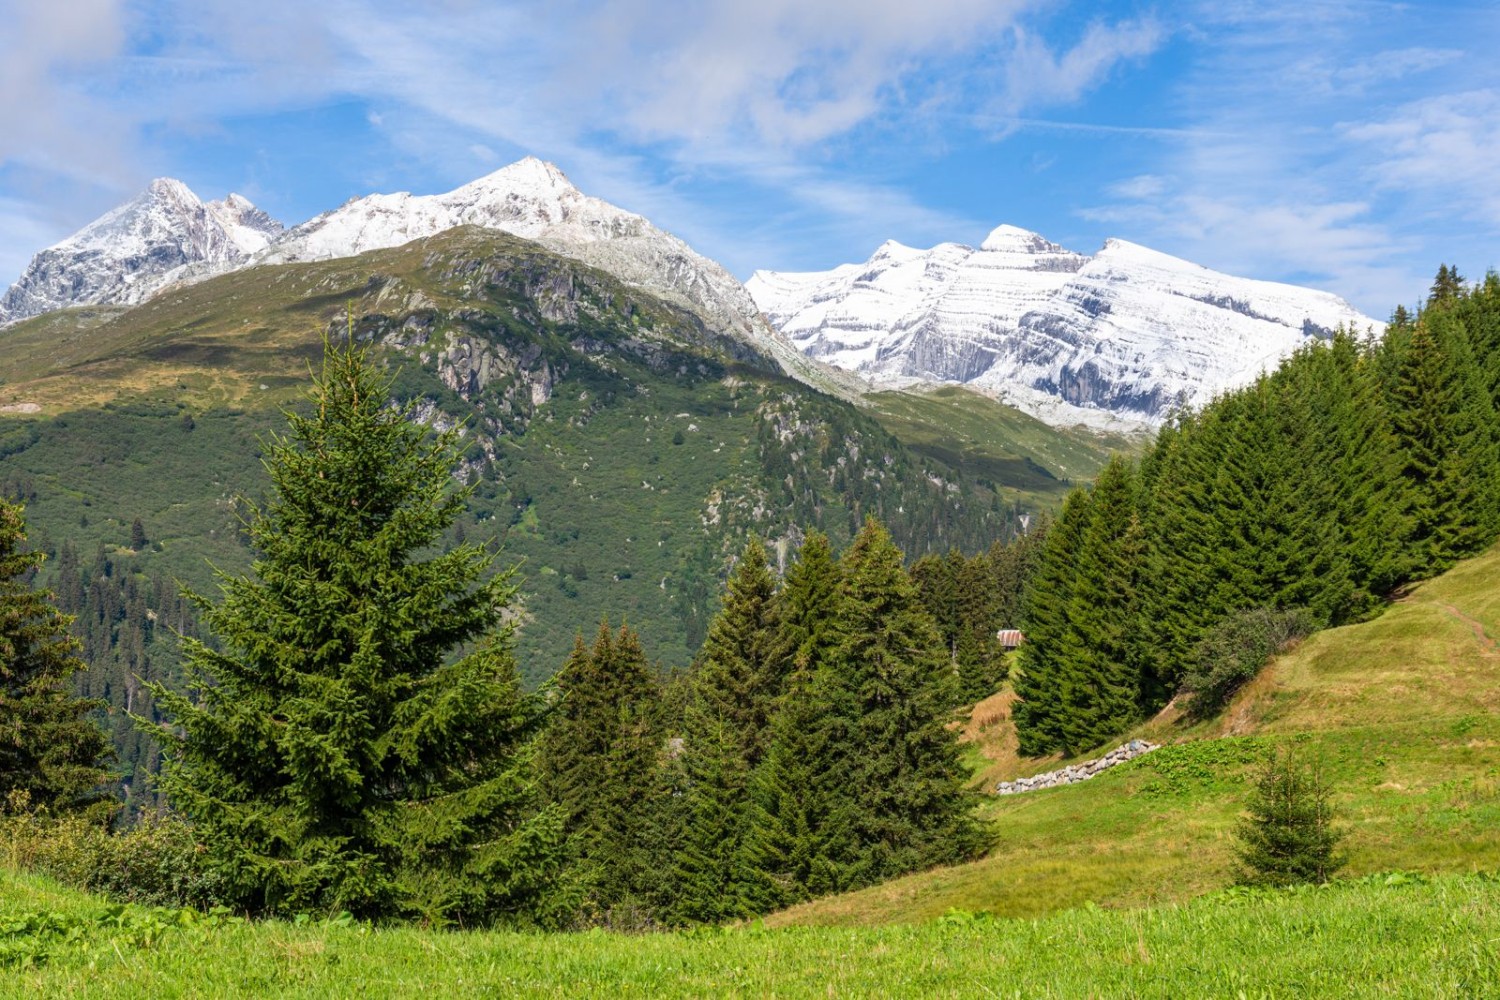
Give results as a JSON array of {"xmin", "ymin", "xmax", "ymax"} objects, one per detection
[
  {"xmin": 4, "ymin": 866, "xmax": 1497, "ymax": 998},
  {"xmin": 770, "ymin": 543, "xmax": 1500, "ymax": 927},
  {"xmin": 865, "ymin": 385, "xmax": 1144, "ymax": 506}
]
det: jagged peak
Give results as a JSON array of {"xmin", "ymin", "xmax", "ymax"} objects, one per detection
[
  {"xmin": 458, "ymin": 156, "xmax": 578, "ymax": 197},
  {"xmin": 980, "ymin": 224, "xmax": 1071, "ymax": 255},
  {"xmin": 144, "ymin": 177, "xmax": 200, "ymax": 204}
]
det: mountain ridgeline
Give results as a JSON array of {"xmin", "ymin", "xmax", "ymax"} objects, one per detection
[{"xmin": 1014, "ymin": 269, "xmax": 1500, "ymax": 755}]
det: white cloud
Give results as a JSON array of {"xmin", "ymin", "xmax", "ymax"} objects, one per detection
[
  {"xmin": 995, "ymin": 17, "xmax": 1164, "ymax": 116},
  {"xmin": 1343, "ymin": 89, "xmax": 1500, "ymax": 226},
  {"xmin": 0, "ymin": 0, "xmax": 132, "ymax": 183},
  {"xmin": 1083, "ymin": 0, "xmax": 1500, "ymax": 315}
]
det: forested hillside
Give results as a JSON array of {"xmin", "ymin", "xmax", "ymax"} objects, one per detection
[{"xmin": 1016, "ymin": 268, "xmax": 1500, "ymax": 754}]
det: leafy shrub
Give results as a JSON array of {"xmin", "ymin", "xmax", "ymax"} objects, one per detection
[
  {"xmin": 1234, "ymin": 744, "xmax": 1346, "ymax": 887},
  {"xmin": 1181, "ymin": 607, "xmax": 1318, "ymax": 717},
  {"xmin": 0, "ymin": 812, "xmax": 224, "ymax": 910}
]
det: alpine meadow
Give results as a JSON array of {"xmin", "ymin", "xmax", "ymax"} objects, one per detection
[{"xmin": 3, "ymin": 3, "xmax": 1500, "ymax": 994}]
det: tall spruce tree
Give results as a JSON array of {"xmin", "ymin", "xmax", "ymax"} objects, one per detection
[
  {"xmin": 746, "ymin": 531, "xmax": 851, "ymax": 908},
  {"xmin": 670, "ymin": 536, "xmax": 785, "ymax": 923},
  {"xmin": 690, "ymin": 536, "xmax": 784, "ymax": 769},
  {"xmin": 0, "ymin": 499, "xmax": 112, "ymax": 814},
  {"xmin": 1388, "ymin": 315, "xmax": 1500, "ymax": 571},
  {"xmin": 1051, "ymin": 457, "xmax": 1146, "ymax": 753},
  {"xmin": 1014, "ymin": 487, "xmax": 1092, "ymax": 755},
  {"xmin": 823, "ymin": 517, "xmax": 985, "ymax": 886},
  {"xmin": 539, "ymin": 621, "xmax": 660, "ymax": 921},
  {"xmin": 145, "ymin": 336, "xmax": 564, "ymax": 923}
]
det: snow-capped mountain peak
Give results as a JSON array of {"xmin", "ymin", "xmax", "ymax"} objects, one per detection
[
  {"xmin": 0, "ymin": 179, "xmax": 282, "ymax": 325},
  {"xmin": 747, "ymin": 228, "xmax": 1380, "ymax": 428}
]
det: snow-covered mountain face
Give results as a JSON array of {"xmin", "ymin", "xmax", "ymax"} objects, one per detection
[
  {"xmin": 0, "ymin": 157, "xmax": 843, "ymax": 391},
  {"xmin": 0, "ymin": 179, "xmax": 282, "ymax": 324},
  {"xmin": 265, "ymin": 157, "xmax": 774, "ymax": 348},
  {"xmin": 747, "ymin": 226, "xmax": 1381, "ymax": 428}
]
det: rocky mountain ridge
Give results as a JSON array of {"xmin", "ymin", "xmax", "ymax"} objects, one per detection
[
  {"xmin": 747, "ymin": 226, "xmax": 1381, "ymax": 427},
  {"xmin": 0, "ymin": 178, "xmax": 281, "ymax": 324}
]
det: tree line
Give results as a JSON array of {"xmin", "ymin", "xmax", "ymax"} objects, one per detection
[
  {"xmin": 1, "ymin": 335, "xmax": 1023, "ymax": 928},
  {"xmin": 1016, "ymin": 268, "xmax": 1500, "ymax": 755}
]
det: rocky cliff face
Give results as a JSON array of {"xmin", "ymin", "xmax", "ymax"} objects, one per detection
[
  {"xmin": 0, "ymin": 180, "xmax": 282, "ymax": 324},
  {"xmin": 747, "ymin": 227, "xmax": 1380, "ymax": 428}
]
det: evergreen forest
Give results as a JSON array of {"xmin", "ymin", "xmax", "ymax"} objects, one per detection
[{"xmin": 3, "ymin": 265, "xmax": 1500, "ymax": 934}]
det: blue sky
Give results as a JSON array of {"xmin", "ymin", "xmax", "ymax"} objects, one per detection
[{"xmin": 1, "ymin": 0, "xmax": 1496, "ymax": 316}]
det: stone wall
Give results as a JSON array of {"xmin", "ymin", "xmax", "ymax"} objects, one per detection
[{"xmin": 995, "ymin": 740, "xmax": 1160, "ymax": 795}]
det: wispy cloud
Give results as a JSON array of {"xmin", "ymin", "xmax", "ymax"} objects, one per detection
[{"xmin": 1081, "ymin": 0, "xmax": 1500, "ymax": 314}]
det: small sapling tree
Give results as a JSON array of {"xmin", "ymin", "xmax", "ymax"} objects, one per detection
[{"xmin": 1234, "ymin": 744, "xmax": 1346, "ymax": 887}]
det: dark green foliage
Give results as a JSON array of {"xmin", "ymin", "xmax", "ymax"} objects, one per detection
[
  {"xmin": 50, "ymin": 547, "xmax": 198, "ymax": 822},
  {"xmin": 668, "ymin": 709, "xmax": 759, "ymax": 925},
  {"xmin": 1017, "ymin": 274, "xmax": 1500, "ymax": 754},
  {"xmin": 746, "ymin": 532, "xmax": 851, "ymax": 908},
  {"xmin": 539, "ymin": 621, "xmax": 661, "ymax": 922},
  {"xmin": 1387, "ymin": 314, "xmax": 1499, "ymax": 570},
  {"xmin": 145, "ymin": 337, "xmax": 564, "ymax": 924},
  {"xmin": 1428, "ymin": 263, "xmax": 1466, "ymax": 307},
  {"xmin": 1050, "ymin": 458, "xmax": 1145, "ymax": 754},
  {"xmin": 0, "ymin": 500, "xmax": 112, "ymax": 816},
  {"xmin": 912, "ymin": 548, "xmax": 1008, "ymax": 705},
  {"xmin": 1234, "ymin": 745, "xmax": 1345, "ymax": 887},
  {"xmin": 1014, "ymin": 488, "xmax": 1092, "ymax": 756},
  {"xmin": 820, "ymin": 518, "xmax": 987, "ymax": 887},
  {"xmin": 689, "ymin": 537, "xmax": 783, "ymax": 769},
  {"xmin": 1181, "ymin": 608, "xmax": 1318, "ymax": 718}
]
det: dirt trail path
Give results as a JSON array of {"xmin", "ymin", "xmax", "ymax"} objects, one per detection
[{"xmin": 1438, "ymin": 602, "xmax": 1499, "ymax": 654}]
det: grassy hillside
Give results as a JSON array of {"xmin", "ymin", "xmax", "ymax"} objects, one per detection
[
  {"xmin": 3, "ymin": 866, "xmax": 1496, "ymax": 997},
  {"xmin": 0, "ymin": 229, "xmax": 1036, "ymax": 677},
  {"xmin": 769, "ymin": 542, "xmax": 1500, "ymax": 927},
  {"xmin": 865, "ymin": 385, "xmax": 1141, "ymax": 505}
]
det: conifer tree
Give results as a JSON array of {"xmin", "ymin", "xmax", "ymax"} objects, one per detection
[
  {"xmin": 539, "ymin": 620, "xmax": 660, "ymax": 920},
  {"xmin": 146, "ymin": 336, "xmax": 564, "ymax": 923},
  {"xmin": 691, "ymin": 536, "xmax": 783, "ymax": 768},
  {"xmin": 823, "ymin": 517, "xmax": 985, "ymax": 886},
  {"xmin": 1014, "ymin": 488, "xmax": 1092, "ymax": 754},
  {"xmin": 0, "ymin": 499, "xmax": 112, "ymax": 814},
  {"xmin": 1050, "ymin": 457, "xmax": 1146, "ymax": 753},
  {"xmin": 746, "ymin": 531, "xmax": 851, "ymax": 908},
  {"xmin": 669, "ymin": 707, "xmax": 758, "ymax": 924},
  {"xmin": 953, "ymin": 553, "xmax": 1005, "ymax": 704},
  {"xmin": 1388, "ymin": 316, "xmax": 1500, "ymax": 570},
  {"xmin": 1234, "ymin": 745, "xmax": 1345, "ymax": 887}
]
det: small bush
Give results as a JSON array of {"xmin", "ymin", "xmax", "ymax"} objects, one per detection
[
  {"xmin": 1181, "ymin": 607, "xmax": 1318, "ymax": 717},
  {"xmin": 1, "ymin": 812, "xmax": 225, "ymax": 910},
  {"xmin": 1233, "ymin": 745, "xmax": 1346, "ymax": 887}
]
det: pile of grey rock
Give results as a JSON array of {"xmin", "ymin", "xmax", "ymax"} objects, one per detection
[{"xmin": 995, "ymin": 739, "xmax": 1160, "ymax": 795}]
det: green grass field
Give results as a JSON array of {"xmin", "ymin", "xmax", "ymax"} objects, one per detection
[
  {"xmin": 4, "ymin": 867, "xmax": 1497, "ymax": 997},
  {"xmin": 6, "ymin": 541, "xmax": 1500, "ymax": 996},
  {"xmin": 770, "ymin": 542, "xmax": 1500, "ymax": 927}
]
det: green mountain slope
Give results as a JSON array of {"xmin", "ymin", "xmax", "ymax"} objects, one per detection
[
  {"xmin": 0, "ymin": 227, "xmax": 1058, "ymax": 678},
  {"xmin": 864, "ymin": 385, "xmax": 1139, "ymax": 508},
  {"xmin": 767, "ymin": 540, "xmax": 1500, "ymax": 926}
]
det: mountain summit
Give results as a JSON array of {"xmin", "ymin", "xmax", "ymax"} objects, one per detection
[
  {"xmin": 746, "ymin": 227, "xmax": 1380, "ymax": 427},
  {"xmin": 0, "ymin": 179, "xmax": 282, "ymax": 324},
  {"xmin": 0, "ymin": 158, "xmax": 837, "ymax": 391},
  {"xmin": 262, "ymin": 156, "xmax": 773, "ymax": 349}
]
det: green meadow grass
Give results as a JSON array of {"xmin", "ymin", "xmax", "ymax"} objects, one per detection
[
  {"xmin": 772, "ymin": 542, "xmax": 1500, "ymax": 927},
  {"xmin": 4, "ymin": 867, "xmax": 1498, "ymax": 998}
]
